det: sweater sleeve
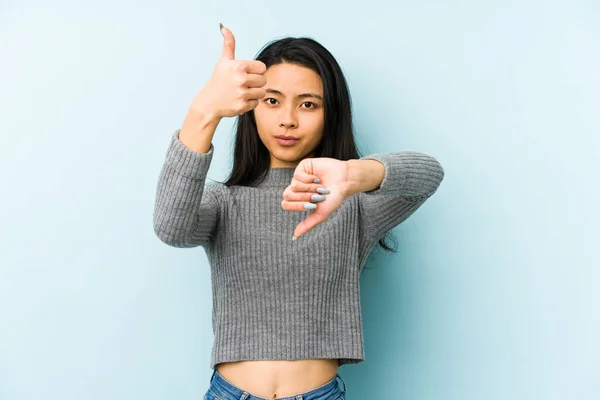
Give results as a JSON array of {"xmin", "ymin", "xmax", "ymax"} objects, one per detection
[
  {"xmin": 357, "ymin": 151, "xmax": 445, "ymax": 242},
  {"xmin": 153, "ymin": 129, "xmax": 221, "ymax": 248}
]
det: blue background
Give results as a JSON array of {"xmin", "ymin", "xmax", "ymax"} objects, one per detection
[{"xmin": 1, "ymin": 1, "xmax": 598, "ymax": 399}]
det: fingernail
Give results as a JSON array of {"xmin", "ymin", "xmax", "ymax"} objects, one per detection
[
  {"xmin": 303, "ymin": 202, "xmax": 317, "ymax": 210},
  {"xmin": 313, "ymin": 178, "xmax": 320, "ymax": 183},
  {"xmin": 219, "ymin": 22, "xmax": 224, "ymax": 31},
  {"xmin": 311, "ymin": 194, "xmax": 326, "ymax": 202},
  {"xmin": 292, "ymin": 235, "xmax": 298, "ymax": 240},
  {"xmin": 316, "ymin": 188, "xmax": 330, "ymax": 194}
]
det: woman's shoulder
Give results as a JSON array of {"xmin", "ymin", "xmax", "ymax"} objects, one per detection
[
  {"xmin": 203, "ymin": 180, "xmax": 254, "ymax": 197},
  {"xmin": 198, "ymin": 180, "xmax": 225, "ymax": 202}
]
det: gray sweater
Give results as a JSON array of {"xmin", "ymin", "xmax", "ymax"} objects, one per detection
[{"xmin": 153, "ymin": 129, "xmax": 445, "ymax": 369}]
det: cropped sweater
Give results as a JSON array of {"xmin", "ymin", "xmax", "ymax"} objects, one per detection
[{"xmin": 153, "ymin": 129, "xmax": 445, "ymax": 369}]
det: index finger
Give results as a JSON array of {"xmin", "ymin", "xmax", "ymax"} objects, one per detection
[
  {"xmin": 244, "ymin": 60, "xmax": 267, "ymax": 74},
  {"xmin": 291, "ymin": 170, "xmax": 322, "ymax": 192}
]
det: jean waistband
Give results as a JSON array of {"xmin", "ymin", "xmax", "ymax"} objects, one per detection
[{"xmin": 209, "ymin": 368, "xmax": 347, "ymax": 400}]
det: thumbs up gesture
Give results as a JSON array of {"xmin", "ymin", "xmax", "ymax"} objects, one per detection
[{"xmin": 191, "ymin": 24, "xmax": 268, "ymax": 118}]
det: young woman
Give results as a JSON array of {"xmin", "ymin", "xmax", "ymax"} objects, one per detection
[{"xmin": 153, "ymin": 24, "xmax": 444, "ymax": 400}]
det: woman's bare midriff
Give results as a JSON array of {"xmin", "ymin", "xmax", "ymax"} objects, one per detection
[{"xmin": 215, "ymin": 359, "xmax": 339, "ymax": 399}]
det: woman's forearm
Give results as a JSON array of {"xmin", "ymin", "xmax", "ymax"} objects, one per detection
[{"xmin": 178, "ymin": 109, "xmax": 222, "ymax": 154}]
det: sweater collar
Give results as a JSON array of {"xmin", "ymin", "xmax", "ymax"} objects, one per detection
[{"xmin": 255, "ymin": 167, "xmax": 296, "ymax": 188}]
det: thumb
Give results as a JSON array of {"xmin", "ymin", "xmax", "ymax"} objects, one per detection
[{"xmin": 219, "ymin": 23, "xmax": 235, "ymax": 61}]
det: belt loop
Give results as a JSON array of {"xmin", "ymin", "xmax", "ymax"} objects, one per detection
[{"xmin": 336, "ymin": 373, "xmax": 347, "ymax": 394}]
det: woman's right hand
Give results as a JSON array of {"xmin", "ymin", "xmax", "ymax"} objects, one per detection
[{"xmin": 189, "ymin": 24, "xmax": 268, "ymax": 119}]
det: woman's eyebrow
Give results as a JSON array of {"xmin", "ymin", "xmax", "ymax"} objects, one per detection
[{"xmin": 265, "ymin": 88, "xmax": 323, "ymax": 100}]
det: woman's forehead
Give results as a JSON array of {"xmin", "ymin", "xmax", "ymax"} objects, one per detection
[{"xmin": 264, "ymin": 63, "xmax": 323, "ymax": 94}]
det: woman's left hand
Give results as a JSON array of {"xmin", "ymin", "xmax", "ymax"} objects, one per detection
[{"xmin": 282, "ymin": 157, "xmax": 352, "ymax": 239}]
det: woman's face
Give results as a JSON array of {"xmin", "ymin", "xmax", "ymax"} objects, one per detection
[{"xmin": 253, "ymin": 63, "xmax": 325, "ymax": 168}]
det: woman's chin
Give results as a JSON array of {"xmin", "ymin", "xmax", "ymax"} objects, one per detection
[{"xmin": 270, "ymin": 153, "xmax": 305, "ymax": 168}]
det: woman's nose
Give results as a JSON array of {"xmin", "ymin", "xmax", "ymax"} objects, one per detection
[
  {"xmin": 279, "ymin": 121, "xmax": 297, "ymax": 128},
  {"xmin": 279, "ymin": 106, "xmax": 297, "ymax": 128}
]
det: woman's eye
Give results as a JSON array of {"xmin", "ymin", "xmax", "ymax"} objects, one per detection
[{"xmin": 264, "ymin": 98, "xmax": 316, "ymax": 108}]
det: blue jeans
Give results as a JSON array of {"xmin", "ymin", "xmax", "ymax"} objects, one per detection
[{"xmin": 203, "ymin": 368, "xmax": 347, "ymax": 400}]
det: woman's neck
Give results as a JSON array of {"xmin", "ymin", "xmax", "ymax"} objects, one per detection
[{"xmin": 255, "ymin": 167, "xmax": 296, "ymax": 188}]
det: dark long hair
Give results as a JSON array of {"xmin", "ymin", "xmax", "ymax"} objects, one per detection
[{"xmin": 222, "ymin": 36, "xmax": 397, "ymax": 253}]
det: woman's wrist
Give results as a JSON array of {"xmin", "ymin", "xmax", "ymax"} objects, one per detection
[{"xmin": 345, "ymin": 159, "xmax": 385, "ymax": 196}]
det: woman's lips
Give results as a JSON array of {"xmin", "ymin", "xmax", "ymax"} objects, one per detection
[{"xmin": 275, "ymin": 137, "xmax": 299, "ymax": 146}]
